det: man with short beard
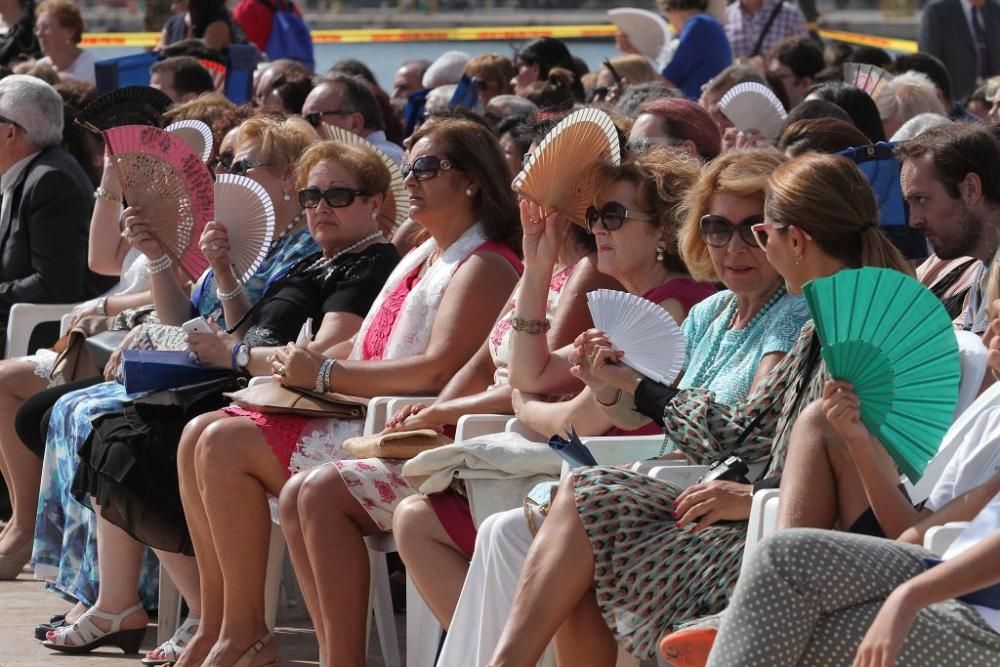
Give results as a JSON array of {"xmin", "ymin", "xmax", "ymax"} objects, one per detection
[{"xmin": 897, "ymin": 123, "xmax": 1000, "ymax": 334}]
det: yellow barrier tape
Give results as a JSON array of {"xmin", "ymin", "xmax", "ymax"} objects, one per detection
[{"xmin": 79, "ymin": 23, "xmax": 918, "ymax": 52}]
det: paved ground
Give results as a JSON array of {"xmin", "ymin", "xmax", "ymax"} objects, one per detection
[{"xmin": 0, "ymin": 563, "xmax": 396, "ymax": 667}]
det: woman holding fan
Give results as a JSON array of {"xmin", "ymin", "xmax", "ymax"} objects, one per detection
[{"xmin": 486, "ymin": 152, "xmax": 913, "ymax": 667}]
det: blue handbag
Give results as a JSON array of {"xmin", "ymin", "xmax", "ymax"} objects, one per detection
[{"xmin": 121, "ymin": 350, "xmax": 234, "ymax": 395}]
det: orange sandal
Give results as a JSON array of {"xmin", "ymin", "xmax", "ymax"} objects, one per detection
[{"xmin": 659, "ymin": 627, "xmax": 717, "ymax": 667}]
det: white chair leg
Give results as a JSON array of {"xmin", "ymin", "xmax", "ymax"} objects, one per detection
[
  {"xmin": 156, "ymin": 563, "xmax": 182, "ymax": 645},
  {"xmin": 405, "ymin": 572, "xmax": 441, "ymax": 667},
  {"xmin": 264, "ymin": 520, "xmax": 286, "ymax": 630},
  {"xmin": 367, "ymin": 548, "xmax": 401, "ymax": 667}
]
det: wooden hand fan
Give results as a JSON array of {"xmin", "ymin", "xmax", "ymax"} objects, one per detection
[
  {"xmin": 718, "ymin": 82, "xmax": 788, "ymax": 141},
  {"xmin": 75, "ymin": 85, "xmax": 173, "ymax": 134},
  {"xmin": 165, "ymin": 120, "xmax": 214, "ymax": 164},
  {"xmin": 318, "ymin": 123, "xmax": 406, "ymax": 239},
  {"xmin": 586, "ymin": 289, "xmax": 686, "ymax": 386},
  {"xmin": 512, "ymin": 108, "xmax": 621, "ymax": 226},
  {"xmin": 844, "ymin": 63, "xmax": 895, "ymax": 117},
  {"xmin": 803, "ymin": 267, "xmax": 961, "ymax": 482},
  {"xmin": 214, "ymin": 174, "xmax": 276, "ymax": 284},
  {"xmin": 104, "ymin": 124, "xmax": 215, "ymax": 280}
]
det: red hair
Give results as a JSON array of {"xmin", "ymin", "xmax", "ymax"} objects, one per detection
[{"xmin": 638, "ymin": 98, "xmax": 722, "ymax": 162}]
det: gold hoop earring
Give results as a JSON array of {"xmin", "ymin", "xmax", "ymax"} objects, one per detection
[{"xmin": 792, "ymin": 253, "xmax": 803, "ymax": 265}]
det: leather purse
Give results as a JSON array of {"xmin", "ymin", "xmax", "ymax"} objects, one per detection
[
  {"xmin": 48, "ymin": 315, "xmax": 118, "ymax": 382},
  {"xmin": 224, "ymin": 381, "xmax": 368, "ymax": 419},
  {"xmin": 342, "ymin": 429, "xmax": 451, "ymax": 459}
]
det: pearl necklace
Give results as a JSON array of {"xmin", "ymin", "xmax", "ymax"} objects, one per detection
[
  {"xmin": 271, "ymin": 210, "xmax": 306, "ymax": 250},
  {"xmin": 309, "ymin": 231, "xmax": 384, "ymax": 271},
  {"xmin": 729, "ymin": 285, "xmax": 786, "ymax": 331}
]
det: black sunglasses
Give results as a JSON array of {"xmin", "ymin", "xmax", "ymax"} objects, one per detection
[
  {"xmin": 227, "ymin": 158, "xmax": 274, "ymax": 177},
  {"xmin": 303, "ymin": 109, "xmax": 354, "ymax": 128},
  {"xmin": 699, "ymin": 214, "xmax": 765, "ymax": 248},
  {"xmin": 585, "ymin": 201, "xmax": 653, "ymax": 234},
  {"xmin": 401, "ymin": 155, "xmax": 453, "ymax": 181},
  {"xmin": 211, "ymin": 150, "xmax": 234, "ymax": 173},
  {"xmin": 298, "ymin": 186, "xmax": 370, "ymax": 209}
]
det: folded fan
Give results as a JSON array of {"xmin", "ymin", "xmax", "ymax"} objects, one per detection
[
  {"xmin": 319, "ymin": 123, "xmax": 407, "ymax": 238},
  {"xmin": 165, "ymin": 120, "xmax": 214, "ymax": 164},
  {"xmin": 802, "ymin": 267, "xmax": 960, "ymax": 482},
  {"xmin": 214, "ymin": 174, "xmax": 275, "ymax": 283},
  {"xmin": 718, "ymin": 82, "xmax": 788, "ymax": 141},
  {"xmin": 844, "ymin": 63, "xmax": 895, "ymax": 118},
  {"xmin": 75, "ymin": 85, "xmax": 172, "ymax": 134},
  {"xmin": 586, "ymin": 289, "xmax": 685, "ymax": 386},
  {"xmin": 513, "ymin": 108, "xmax": 621, "ymax": 226},
  {"xmin": 105, "ymin": 124, "xmax": 215, "ymax": 280}
]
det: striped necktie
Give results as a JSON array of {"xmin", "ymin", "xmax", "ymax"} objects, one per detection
[{"xmin": 973, "ymin": 5, "xmax": 992, "ymax": 81}]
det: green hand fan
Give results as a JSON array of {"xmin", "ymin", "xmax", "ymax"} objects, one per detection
[{"xmin": 802, "ymin": 267, "xmax": 960, "ymax": 482}]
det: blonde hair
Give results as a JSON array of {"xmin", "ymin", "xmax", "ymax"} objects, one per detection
[
  {"xmin": 886, "ymin": 71, "xmax": 947, "ymax": 125},
  {"xmin": 161, "ymin": 92, "xmax": 235, "ymax": 128},
  {"xmin": 679, "ymin": 149, "xmax": 787, "ymax": 281},
  {"xmin": 235, "ymin": 116, "xmax": 317, "ymax": 170},
  {"xmin": 604, "ymin": 55, "xmax": 660, "ymax": 85},
  {"xmin": 987, "ymin": 251, "xmax": 1000, "ymax": 315}
]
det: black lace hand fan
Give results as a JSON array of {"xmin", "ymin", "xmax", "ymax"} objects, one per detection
[
  {"xmin": 803, "ymin": 267, "xmax": 961, "ymax": 482},
  {"xmin": 586, "ymin": 289, "xmax": 686, "ymax": 386},
  {"xmin": 718, "ymin": 82, "xmax": 788, "ymax": 141},
  {"xmin": 512, "ymin": 108, "xmax": 621, "ymax": 226},
  {"xmin": 75, "ymin": 85, "xmax": 173, "ymax": 134},
  {"xmin": 105, "ymin": 125, "xmax": 216, "ymax": 280},
  {"xmin": 214, "ymin": 174, "xmax": 276, "ymax": 284},
  {"xmin": 318, "ymin": 123, "xmax": 407, "ymax": 239},
  {"xmin": 165, "ymin": 120, "xmax": 214, "ymax": 164}
]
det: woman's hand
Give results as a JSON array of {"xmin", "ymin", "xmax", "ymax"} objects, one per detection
[
  {"xmin": 520, "ymin": 199, "xmax": 569, "ymax": 270},
  {"xmin": 382, "ymin": 403, "xmax": 449, "ymax": 433},
  {"xmin": 822, "ymin": 380, "xmax": 871, "ymax": 445},
  {"xmin": 122, "ymin": 207, "xmax": 166, "ymax": 260},
  {"xmin": 104, "ymin": 327, "xmax": 142, "ymax": 381},
  {"xmin": 568, "ymin": 329, "xmax": 613, "ymax": 390},
  {"xmin": 67, "ymin": 300, "xmax": 100, "ymax": 329},
  {"xmin": 272, "ymin": 343, "xmax": 327, "ymax": 389},
  {"xmin": 186, "ymin": 321, "xmax": 240, "ymax": 369},
  {"xmin": 673, "ymin": 480, "xmax": 753, "ymax": 531},
  {"xmin": 851, "ymin": 587, "xmax": 920, "ymax": 667},
  {"xmin": 101, "ymin": 147, "xmax": 122, "ymax": 195},
  {"xmin": 198, "ymin": 222, "xmax": 233, "ymax": 274},
  {"xmin": 573, "ymin": 337, "xmax": 642, "ymax": 394}
]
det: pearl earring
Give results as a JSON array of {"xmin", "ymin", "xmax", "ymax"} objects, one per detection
[
  {"xmin": 655, "ymin": 246, "xmax": 665, "ymax": 262},
  {"xmin": 282, "ymin": 190, "xmax": 291, "ymax": 202},
  {"xmin": 466, "ymin": 188, "xmax": 474, "ymax": 197},
  {"xmin": 371, "ymin": 210, "xmax": 379, "ymax": 222}
]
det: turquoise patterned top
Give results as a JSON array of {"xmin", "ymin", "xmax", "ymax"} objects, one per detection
[{"xmin": 678, "ymin": 289, "xmax": 810, "ymax": 404}]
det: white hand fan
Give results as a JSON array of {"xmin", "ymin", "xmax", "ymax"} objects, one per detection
[
  {"xmin": 844, "ymin": 63, "xmax": 895, "ymax": 118},
  {"xmin": 513, "ymin": 108, "xmax": 621, "ymax": 226},
  {"xmin": 214, "ymin": 174, "xmax": 276, "ymax": 284},
  {"xmin": 318, "ymin": 123, "xmax": 406, "ymax": 239},
  {"xmin": 718, "ymin": 82, "xmax": 788, "ymax": 141},
  {"xmin": 607, "ymin": 8, "xmax": 672, "ymax": 63},
  {"xmin": 586, "ymin": 289, "xmax": 686, "ymax": 386},
  {"xmin": 165, "ymin": 120, "xmax": 214, "ymax": 164}
]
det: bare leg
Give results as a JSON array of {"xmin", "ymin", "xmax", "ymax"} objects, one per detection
[
  {"xmin": 0, "ymin": 361, "xmax": 47, "ymax": 552},
  {"xmin": 145, "ymin": 550, "xmax": 202, "ymax": 662},
  {"xmin": 196, "ymin": 416, "xmax": 287, "ymax": 667},
  {"xmin": 552, "ymin": 596, "xmax": 618, "ymax": 667},
  {"xmin": 175, "ymin": 411, "xmax": 229, "ymax": 667},
  {"xmin": 777, "ymin": 401, "xmax": 873, "ymax": 531},
  {"xmin": 491, "ymin": 474, "xmax": 597, "ymax": 667},
  {"xmin": 294, "ymin": 464, "xmax": 381, "ymax": 667},
  {"xmin": 393, "ymin": 494, "xmax": 468, "ymax": 628}
]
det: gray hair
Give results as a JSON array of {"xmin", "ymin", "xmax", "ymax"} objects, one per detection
[
  {"xmin": 0, "ymin": 75, "xmax": 64, "ymax": 148},
  {"xmin": 890, "ymin": 112, "xmax": 952, "ymax": 142},
  {"xmin": 422, "ymin": 51, "xmax": 471, "ymax": 89},
  {"xmin": 886, "ymin": 71, "xmax": 948, "ymax": 125},
  {"xmin": 486, "ymin": 94, "xmax": 538, "ymax": 119}
]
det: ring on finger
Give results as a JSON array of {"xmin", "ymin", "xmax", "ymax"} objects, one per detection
[{"xmin": 276, "ymin": 365, "xmax": 287, "ymax": 377}]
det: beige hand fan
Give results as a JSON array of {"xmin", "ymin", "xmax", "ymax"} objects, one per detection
[
  {"xmin": 214, "ymin": 174, "xmax": 276, "ymax": 284},
  {"xmin": 844, "ymin": 63, "xmax": 895, "ymax": 118},
  {"xmin": 512, "ymin": 108, "xmax": 621, "ymax": 226},
  {"xmin": 104, "ymin": 124, "xmax": 215, "ymax": 280},
  {"xmin": 718, "ymin": 82, "xmax": 788, "ymax": 141},
  {"xmin": 607, "ymin": 8, "xmax": 671, "ymax": 63},
  {"xmin": 318, "ymin": 123, "xmax": 406, "ymax": 239},
  {"xmin": 165, "ymin": 120, "xmax": 214, "ymax": 164}
]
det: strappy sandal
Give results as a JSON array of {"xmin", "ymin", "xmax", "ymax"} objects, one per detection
[
  {"xmin": 42, "ymin": 603, "xmax": 147, "ymax": 655},
  {"xmin": 227, "ymin": 632, "xmax": 279, "ymax": 667},
  {"xmin": 140, "ymin": 615, "xmax": 200, "ymax": 666}
]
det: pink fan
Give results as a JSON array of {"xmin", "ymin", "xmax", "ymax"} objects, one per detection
[{"xmin": 105, "ymin": 125, "xmax": 215, "ymax": 280}]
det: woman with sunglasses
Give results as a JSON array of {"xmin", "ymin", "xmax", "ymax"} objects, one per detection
[
  {"xmin": 24, "ymin": 115, "xmax": 320, "ymax": 651},
  {"xmin": 486, "ymin": 153, "xmax": 913, "ymax": 667}
]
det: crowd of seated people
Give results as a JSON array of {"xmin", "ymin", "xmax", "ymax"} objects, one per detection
[{"xmin": 4, "ymin": 11, "xmax": 1000, "ymax": 667}]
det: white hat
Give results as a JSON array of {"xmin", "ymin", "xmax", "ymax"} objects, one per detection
[
  {"xmin": 422, "ymin": 51, "xmax": 472, "ymax": 89},
  {"xmin": 607, "ymin": 8, "xmax": 672, "ymax": 63}
]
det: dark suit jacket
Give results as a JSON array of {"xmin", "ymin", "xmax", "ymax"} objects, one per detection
[
  {"xmin": 920, "ymin": 0, "xmax": 1000, "ymax": 100},
  {"xmin": 0, "ymin": 147, "xmax": 96, "ymax": 322}
]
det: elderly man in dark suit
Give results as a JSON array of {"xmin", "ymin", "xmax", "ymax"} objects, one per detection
[
  {"xmin": 919, "ymin": 0, "xmax": 1000, "ymax": 100},
  {"xmin": 0, "ymin": 75, "xmax": 95, "ymax": 348}
]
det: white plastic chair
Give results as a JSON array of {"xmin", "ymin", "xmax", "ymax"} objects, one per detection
[
  {"xmin": 924, "ymin": 521, "xmax": 969, "ymax": 556},
  {"xmin": 4, "ymin": 302, "xmax": 76, "ymax": 358}
]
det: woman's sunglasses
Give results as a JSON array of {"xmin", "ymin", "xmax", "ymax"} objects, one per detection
[
  {"xmin": 298, "ymin": 186, "xmax": 370, "ymax": 209},
  {"xmin": 210, "ymin": 150, "xmax": 234, "ymax": 173},
  {"xmin": 228, "ymin": 158, "xmax": 273, "ymax": 177},
  {"xmin": 401, "ymin": 155, "xmax": 453, "ymax": 181},
  {"xmin": 699, "ymin": 214, "xmax": 765, "ymax": 248},
  {"xmin": 751, "ymin": 220, "xmax": 807, "ymax": 248},
  {"xmin": 584, "ymin": 201, "xmax": 653, "ymax": 234}
]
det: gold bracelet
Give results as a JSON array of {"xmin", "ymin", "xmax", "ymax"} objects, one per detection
[
  {"xmin": 594, "ymin": 387, "xmax": 622, "ymax": 407},
  {"xmin": 94, "ymin": 187, "xmax": 121, "ymax": 203},
  {"xmin": 510, "ymin": 317, "xmax": 551, "ymax": 335}
]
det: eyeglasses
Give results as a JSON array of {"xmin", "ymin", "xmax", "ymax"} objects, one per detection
[
  {"xmin": 298, "ymin": 186, "xmax": 370, "ymax": 209},
  {"xmin": 627, "ymin": 137, "xmax": 681, "ymax": 154},
  {"xmin": 584, "ymin": 201, "xmax": 653, "ymax": 234},
  {"xmin": 750, "ymin": 220, "xmax": 799, "ymax": 248},
  {"xmin": 227, "ymin": 159, "xmax": 274, "ymax": 177},
  {"xmin": 0, "ymin": 114, "xmax": 22, "ymax": 131},
  {"xmin": 303, "ymin": 109, "xmax": 354, "ymax": 128},
  {"xmin": 699, "ymin": 214, "xmax": 765, "ymax": 248},
  {"xmin": 401, "ymin": 155, "xmax": 453, "ymax": 181},
  {"xmin": 211, "ymin": 150, "xmax": 234, "ymax": 173}
]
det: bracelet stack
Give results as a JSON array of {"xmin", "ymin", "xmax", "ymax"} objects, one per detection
[
  {"xmin": 510, "ymin": 316, "xmax": 551, "ymax": 335},
  {"xmin": 316, "ymin": 358, "xmax": 336, "ymax": 393},
  {"xmin": 148, "ymin": 254, "xmax": 172, "ymax": 274},
  {"xmin": 216, "ymin": 283, "xmax": 244, "ymax": 301}
]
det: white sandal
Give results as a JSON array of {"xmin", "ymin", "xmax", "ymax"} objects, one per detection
[
  {"xmin": 140, "ymin": 615, "xmax": 200, "ymax": 666},
  {"xmin": 42, "ymin": 603, "xmax": 146, "ymax": 655}
]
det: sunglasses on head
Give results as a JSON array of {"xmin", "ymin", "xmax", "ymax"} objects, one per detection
[
  {"xmin": 584, "ymin": 201, "xmax": 653, "ymax": 234},
  {"xmin": 699, "ymin": 214, "xmax": 765, "ymax": 248},
  {"xmin": 401, "ymin": 155, "xmax": 453, "ymax": 181},
  {"xmin": 227, "ymin": 158, "xmax": 273, "ymax": 177},
  {"xmin": 298, "ymin": 186, "xmax": 370, "ymax": 209}
]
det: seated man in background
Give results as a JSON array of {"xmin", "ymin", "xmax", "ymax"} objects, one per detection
[{"xmin": 149, "ymin": 55, "xmax": 216, "ymax": 103}]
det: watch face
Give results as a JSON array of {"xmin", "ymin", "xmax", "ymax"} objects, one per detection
[{"xmin": 237, "ymin": 346, "xmax": 250, "ymax": 367}]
